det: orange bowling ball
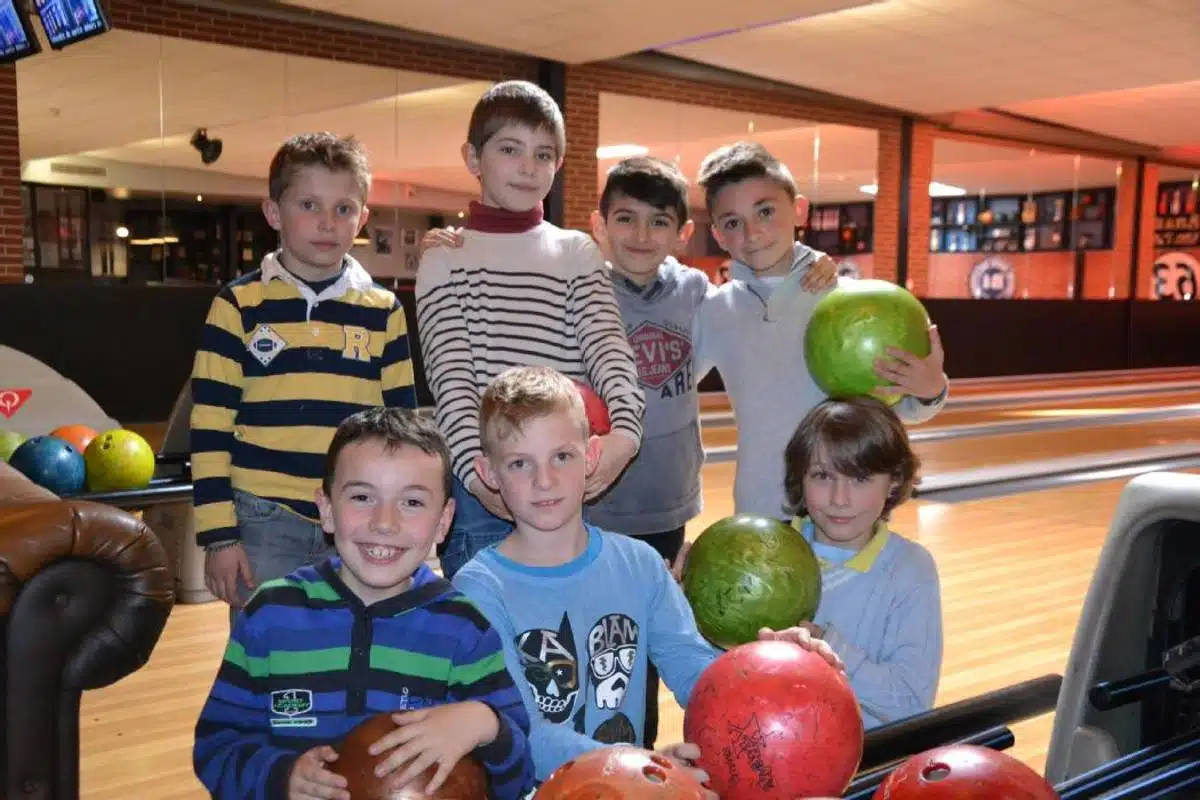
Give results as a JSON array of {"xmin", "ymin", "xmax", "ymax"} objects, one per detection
[
  {"xmin": 537, "ymin": 746, "xmax": 709, "ymax": 798},
  {"xmin": 330, "ymin": 713, "xmax": 489, "ymax": 799},
  {"xmin": 50, "ymin": 424, "xmax": 98, "ymax": 455},
  {"xmin": 873, "ymin": 744, "xmax": 1058, "ymax": 799}
]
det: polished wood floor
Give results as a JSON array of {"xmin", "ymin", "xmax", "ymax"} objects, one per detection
[{"xmin": 81, "ymin": 396, "xmax": 1197, "ymax": 797}]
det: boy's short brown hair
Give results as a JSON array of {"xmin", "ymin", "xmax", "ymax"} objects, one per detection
[
  {"xmin": 323, "ymin": 406, "xmax": 452, "ymax": 502},
  {"xmin": 696, "ymin": 140, "xmax": 797, "ymax": 213},
  {"xmin": 783, "ymin": 396, "xmax": 920, "ymax": 520},
  {"xmin": 599, "ymin": 156, "xmax": 690, "ymax": 226},
  {"xmin": 467, "ymin": 80, "xmax": 566, "ymax": 158},
  {"xmin": 479, "ymin": 366, "xmax": 587, "ymax": 453},
  {"xmin": 267, "ymin": 132, "xmax": 372, "ymax": 203}
]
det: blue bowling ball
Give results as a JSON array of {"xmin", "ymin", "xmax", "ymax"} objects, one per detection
[{"xmin": 8, "ymin": 435, "xmax": 87, "ymax": 496}]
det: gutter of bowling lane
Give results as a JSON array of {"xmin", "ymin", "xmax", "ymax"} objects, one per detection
[{"xmin": 701, "ymin": 402, "xmax": 1200, "ymax": 464}]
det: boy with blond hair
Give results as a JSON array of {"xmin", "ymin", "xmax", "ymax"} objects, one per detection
[{"xmin": 451, "ymin": 365, "xmax": 843, "ymax": 784}]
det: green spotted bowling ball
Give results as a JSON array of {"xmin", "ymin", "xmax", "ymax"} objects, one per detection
[{"xmin": 682, "ymin": 514, "xmax": 822, "ymax": 650}]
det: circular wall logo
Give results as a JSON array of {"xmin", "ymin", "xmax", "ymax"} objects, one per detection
[{"xmin": 969, "ymin": 257, "xmax": 1016, "ymax": 299}]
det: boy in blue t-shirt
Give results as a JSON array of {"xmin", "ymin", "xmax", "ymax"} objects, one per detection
[
  {"xmin": 782, "ymin": 395, "xmax": 944, "ymax": 729},
  {"xmin": 450, "ymin": 365, "xmax": 843, "ymax": 784}
]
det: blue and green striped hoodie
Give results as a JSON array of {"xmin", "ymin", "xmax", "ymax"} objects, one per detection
[{"xmin": 193, "ymin": 559, "xmax": 534, "ymax": 799}]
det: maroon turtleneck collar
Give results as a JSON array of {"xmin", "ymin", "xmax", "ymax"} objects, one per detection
[{"xmin": 464, "ymin": 201, "xmax": 544, "ymax": 233}]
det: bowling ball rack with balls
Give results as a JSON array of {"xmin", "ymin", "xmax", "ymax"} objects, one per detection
[{"xmin": 3, "ymin": 425, "xmax": 159, "ymax": 498}]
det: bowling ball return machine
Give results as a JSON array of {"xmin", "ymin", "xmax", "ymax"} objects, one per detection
[{"xmin": 838, "ymin": 471, "xmax": 1200, "ymax": 798}]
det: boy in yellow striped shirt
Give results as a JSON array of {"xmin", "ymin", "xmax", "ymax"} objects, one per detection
[{"xmin": 189, "ymin": 132, "xmax": 417, "ymax": 623}]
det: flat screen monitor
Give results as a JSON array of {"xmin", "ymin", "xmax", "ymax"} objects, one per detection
[
  {"xmin": 34, "ymin": 0, "xmax": 109, "ymax": 50},
  {"xmin": 0, "ymin": 0, "xmax": 40, "ymax": 64}
]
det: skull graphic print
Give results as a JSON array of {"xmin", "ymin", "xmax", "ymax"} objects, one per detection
[
  {"xmin": 587, "ymin": 613, "xmax": 639, "ymax": 710},
  {"xmin": 516, "ymin": 613, "xmax": 580, "ymax": 724}
]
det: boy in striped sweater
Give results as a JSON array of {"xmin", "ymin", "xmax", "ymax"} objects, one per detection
[
  {"xmin": 415, "ymin": 81, "xmax": 645, "ymax": 580},
  {"xmin": 189, "ymin": 133, "xmax": 417, "ymax": 623},
  {"xmin": 193, "ymin": 407, "xmax": 534, "ymax": 800}
]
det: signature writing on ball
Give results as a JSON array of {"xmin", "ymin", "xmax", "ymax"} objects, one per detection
[{"xmin": 723, "ymin": 714, "xmax": 776, "ymax": 790}]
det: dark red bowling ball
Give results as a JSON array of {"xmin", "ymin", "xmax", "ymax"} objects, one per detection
[
  {"xmin": 873, "ymin": 744, "xmax": 1058, "ymax": 798},
  {"xmin": 330, "ymin": 712, "xmax": 488, "ymax": 799},
  {"xmin": 537, "ymin": 745, "xmax": 710, "ymax": 798}
]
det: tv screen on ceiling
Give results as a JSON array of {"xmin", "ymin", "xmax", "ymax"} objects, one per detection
[
  {"xmin": 0, "ymin": 0, "xmax": 40, "ymax": 64},
  {"xmin": 34, "ymin": 0, "xmax": 109, "ymax": 50}
]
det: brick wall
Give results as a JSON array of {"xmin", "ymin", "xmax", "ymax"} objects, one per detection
[
  {"xmin": 905, "ymin": 121, "xmax": 936, "ymax": 294},
  {"xmin": 873, "ymin": 128, "xmax": 901, "ymax": 283},
  {"xmin": 562, "ymin": 61, "xmax": 904, "ymax": 233},
  {"xmin": 0, "ymin": 66, "xmax": 19, "ymax": 283}
]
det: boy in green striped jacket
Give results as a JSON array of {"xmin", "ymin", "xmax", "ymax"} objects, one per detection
[
  {"xmin": 188, "ymin": 132, "xmax": 418, "ymax": 623},
  {"xmin": 193, "ymin": 408, "xmax": 533, "ymax": 800}
]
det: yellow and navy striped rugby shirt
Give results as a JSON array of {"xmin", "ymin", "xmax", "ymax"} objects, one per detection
[{"xmin": 190, "ymin": 253, "xmax": 416, "ymax": 548}]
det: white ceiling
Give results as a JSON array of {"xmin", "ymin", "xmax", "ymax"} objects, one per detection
[
  {"xmin": 277, "ymin": 0, "xmax": 1200, "ymax": 153},
  {"xmin": 14, "ymin": 30, "xmax": 1197, "ymax": 217},
  {"xmin": 277, "ymin": 0, "xmax": 880, "ymax": 64}
]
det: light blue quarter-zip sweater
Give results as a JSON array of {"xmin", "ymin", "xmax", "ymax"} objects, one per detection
[{"xmin": 694, "ymin": 243, "xmax": 947, "ymax": 519}]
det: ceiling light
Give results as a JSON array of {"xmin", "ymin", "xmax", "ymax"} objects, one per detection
[
  {"xmin": 858, "ymin": 181, "xmax": 967, "ymax": 197},
  {"xmin": 596, "ymin": 144, "xmax": 648, "ymax": 159}
]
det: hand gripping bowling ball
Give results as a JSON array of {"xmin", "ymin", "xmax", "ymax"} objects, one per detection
[
  {"xmin": 537, "ymin": 745, "xmax": 709, "ymax": 799},
  {"xmin": 8, "ymin": 435, "xmax": 86, "ymax": 495},
  {"xmin": 804, "ymin": 278, "xmax": 931, "ymax": 406},
  {"xmin": 83, "ymin": 429, "xmax": 156, "ymax": 492},
  {"xmin": 683, "ymin": 640, "xmax": 864, "ymax": 799},
  {"xmin": 572, "ymin": 380, "xmax": 611, "ymax": 436},
  {"xmin": 330, "ymin": 712, "xmax": 489, "ymax": 799},
  {"xmin": 682, "ymin": 514, "xmax": 822, "ymax": 650},
  {"xmin": 872, "ymin": 744, "xmax": 1058, "ymax": 799}
]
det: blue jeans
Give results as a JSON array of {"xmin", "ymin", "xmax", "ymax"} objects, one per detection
[
  {"xmin": 439, "ymin": 476, "xmax": 513, "ymax": 580},
  {"xmin": 230, "ymin": 490, "xmax": 333, "ymax": 628}
]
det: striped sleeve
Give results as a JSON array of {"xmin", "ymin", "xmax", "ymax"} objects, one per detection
[
  {"xmin": 190, "ymin": 288, "xmax": 245, "ymax": 547},
  {"xmin": 381, "ymin": 297, "xmax": 418, "ymax": 409},
  {"xmin": 569, "ymin": 239, "xmax": 645, "ymax": 446},
  {"xmin": 415, "ymin": 251, "xmax": 481, "ymax": 486},
  {"xmin": 447, "ymin": 600, "xmax": 535, "ymax": 800},
  {"xmin": 193, "ymin": 611, "xmax": 297, "ymax": 799}
]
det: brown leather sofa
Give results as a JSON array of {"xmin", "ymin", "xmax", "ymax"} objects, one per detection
[{"xmin": 0, "ymin": 459, "xmax": 175, "ymax": 799}]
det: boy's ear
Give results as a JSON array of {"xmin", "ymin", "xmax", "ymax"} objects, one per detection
[
  {"xmin": 262, "ymin": 198, "xmax": 282, "ymax": 232},
  {"xmin": 677, "ymin": 219, "xmax": 695, "ymax": 248},
  {"xmin": 590, "ymin": 210, "xmax": 612, "ymax": 257},
  {"xmin": 794, "ymin": 193, "xmax": 810, "ymax": 223},
  {"xmin": 461, "ymin": 142, "xmax": 481, "ymax": 178},
  {"xmin": 315, "ymin": 487, "xmax": 334, "ymax": 534},
  {"xmin": 585, "ymin": 434, "xmax": 603, "ymax": 476},
  {"xmin": 357, "ymin": 205, "xmax": 371, "ymax": 231},
  {"xmin": 433, "ymin": 497, "xmax": 456, "ymax": 546},
  {"xmin": 474, "ymin": 454, "xmax": 499, "ymax": 492}
]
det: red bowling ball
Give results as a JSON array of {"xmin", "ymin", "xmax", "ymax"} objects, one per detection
[
  {"xmin": 873, "ymin": 744, "xmax": 1058, "ymax": 799},
  {"xmin": 537, "ymin": 745, "xmax": 709, "ymax": 798},
  {"xmin": 683, "ymin": 640, "xmax": 864, "ymax": 799},
  {"xmin": 573, "ymin": 380, "xmax": 611, "ymax": 436}
]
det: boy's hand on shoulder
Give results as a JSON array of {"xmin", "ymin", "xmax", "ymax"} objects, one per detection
[
  {"xmin": 584, "ymin": 433, "xmax": 637, "ymax": 501},
  {"xmin": 369, "ymin": 702, "xmax": 500, "ymax": 796},
  {"xmin": 873, "ymin": 324, "xmax": 947, "ymax": 403},
  {"xmin": 801, "ymin": 255, "xmax": 839, "ymax": 293},
  {"xmin": 655, "ymin": 742, "xmax": 718, "ymax": 799},
  {"xmin": 758, "ymin": 625, "xmax": 844, "ymax": 672},
  {"xmin": 288, "ymin": 745, "xmax": 349, "ymax": 800},
  {"xmin": 419, "ymin": 226, "xmax": 464, "ymax": 256}
]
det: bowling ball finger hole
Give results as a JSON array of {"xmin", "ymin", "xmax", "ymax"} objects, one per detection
[
  {"xmin": 641, "ymin": 766, "xmax": 667, "ymax": 784},
  {"xmin": 922, "ymin": 763, "xmax": 951, "ymax": 782}
]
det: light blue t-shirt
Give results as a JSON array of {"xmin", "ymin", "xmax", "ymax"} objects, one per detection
[
  {"xmin": 795, "ymin": 517, "xmax": 944, "ymax": 729},
  {"xmin": 452, "ymin": 526, "xmax": 721, "ymax": 781}
]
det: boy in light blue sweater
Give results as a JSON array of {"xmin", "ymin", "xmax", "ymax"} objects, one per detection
[
  {"xmin": 783, "ymin": 395, "xmax": 943, "ymax": 729},
  {"xmin": 451, "ymin": 365, "xmax": 843, "ymax": 784},
  {"xmin": 693, "ymin": 141, "xmax": 950, "ymax": 521}
]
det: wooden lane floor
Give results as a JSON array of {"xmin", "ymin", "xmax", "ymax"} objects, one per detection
[
  {"xmin": 698, "ymin": 389, "xmax": 1200, "ymax": 448},
  {"xmin": 77, "ymin": 428, "xmax": 1199, "ymax": 797},
  {"xmin": 701, "ymin": 413, "xmax": 1200, "ymax": 464}
]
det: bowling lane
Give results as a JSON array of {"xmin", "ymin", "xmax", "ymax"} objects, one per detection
[
  {"xmin": 920, "ymin": 390, "xmax": 1200, "ymax": 427},
  {"xmin": 700, "ymin": 406, "xmax": 1200, "ymax": 454}
]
